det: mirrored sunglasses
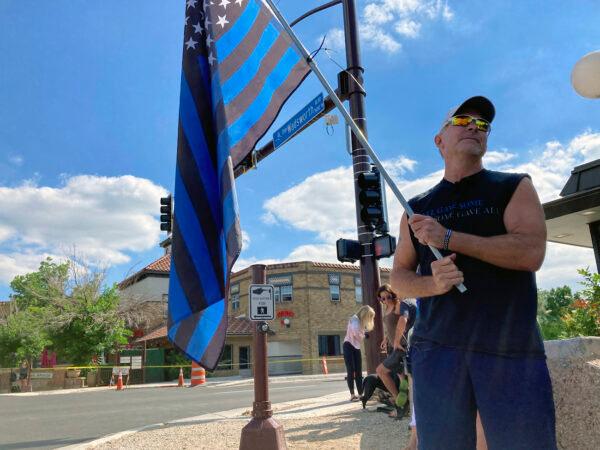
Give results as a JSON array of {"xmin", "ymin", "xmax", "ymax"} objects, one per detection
[{"xmin": 447, "ymin": 115, "xmax": 491, "ymax": 133}]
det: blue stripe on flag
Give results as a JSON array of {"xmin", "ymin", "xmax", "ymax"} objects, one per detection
[
  {"xmin": 168, "ymin": 322, "xmax": 180, "ymax": 343},
  {"xmin": 225, "ymin": 48, "xmax": 300, "ymax": 147},
  {"xmin": 168, "ymin": 264, "xmax": 193, "ymax": 324},
  {"xmin": 185, "ymin": 300, "xmax": 225, "ymax": 360},
  {"xmin": 196, "ymin": 55, "xmax": 212, "ymax": 99},
  {"xmin": 179, "ymin": 74, "xmax": 220, "ymax": 221},
  {"xmin": 210, "ymin": 70, "xmax": 223, "ymax": 114},
  {"xmin": 216, "ymin": 0, "xmax": 260, "ymax": 61},
  {"xmin": 221, "ymin": 23, "xmax": 279, "ymax": 105},
  {"xmin": 175, "ymin": 171, "xmax": 222, "ymax": 304}
]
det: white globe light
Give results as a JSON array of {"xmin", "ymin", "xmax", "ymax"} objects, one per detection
[{"xmin": 571, "ymin": 50, "xmax": 600, "ymax": 99}]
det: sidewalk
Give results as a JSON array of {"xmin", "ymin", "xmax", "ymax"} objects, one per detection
[
  {"xmin": 2, "ymin": 372, "xmax": 347, "ymax": 397},
  {"xmin": 63, "ymin": 390, "xmax": 412, "ymax": 449}
]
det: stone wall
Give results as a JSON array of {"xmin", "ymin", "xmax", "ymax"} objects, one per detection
[{"xmin": 545, "ymin": 337, "xmax": 600, "ymax": 450}]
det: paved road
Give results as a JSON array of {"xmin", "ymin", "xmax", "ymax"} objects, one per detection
[{"xmin": 0, "ymin": 378, "xmax": 347, "ymax": 450}]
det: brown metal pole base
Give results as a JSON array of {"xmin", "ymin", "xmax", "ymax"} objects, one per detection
[{"xmin": 239, "ymin": 410, "xmax": 287, "ymax": 450}]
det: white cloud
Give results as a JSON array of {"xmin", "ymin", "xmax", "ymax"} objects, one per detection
[
  {"xmin": 0, "ymin": 174, "xmax": 167, "ymax": 284},
  {"xmin": 483, "ymin": 149, "xmax": 516, "ymax": 167},
  {"xmin": 355, "ymin": 0, "xmax": 455, "ymax": 53},
  {"xmin": 395, "ymin": 19, "xmax": 421, "ymax": 38},
  {"xmin": 256, "ymin": 130, "xmax": 600, "ymax": 290},
  {"xmin": 241, "ymin": 230, "xmax": 251, "ymax": 250}
]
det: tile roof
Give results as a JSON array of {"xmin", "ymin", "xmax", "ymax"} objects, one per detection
[
  {"xmin": 134, "ymin": 316, "xmax": 253, "ymax": 343},
  {"xmin": 119, "ymin": 256, "xmax": 390, "ymax": 289},
  {"xmin": 118, "ymin": 254, "xmax": 171, "ymax": 289}
]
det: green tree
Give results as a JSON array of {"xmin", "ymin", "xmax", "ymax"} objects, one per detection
[
  {"xmin": 560, "ymin": 269, "xmax": 600, "ymax": 338},
  {"xmin": 0, "ymin": 309, "xmax": 51, "ymax": 382},
  {"xmin": 3, "ymin": 257, "xmax": 131, "ymax": 367},
  {"xmin": 45, "ymin": 273, "xmax": 131, "ymax": 366},
  {"xmin": 10, "ymin": 258, "xmax": 69, "ymax": 310},
  {"xmin": 537, "ymin": 286, "xmax": 573, "ymax": 340}
]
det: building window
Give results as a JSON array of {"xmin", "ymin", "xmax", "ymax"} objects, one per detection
[
  {"xmin": 318, "ymin": 335, "xmax": 341, "ymax": 356},
  {"xmin": 267, "ymin": 274, "xmax": 293, "ymax": 303},
  {"xmin": 231, "ymin": 294, "xmax": 240, "ymax": 311},
  {"xmin": 354, "ymin": 276, "xmax": 362, "ymax": 303},
  {"xmin": 280, "ymin": 284, "xmax": 293, "ymax": 302},
  {"xmin": 219, "ymin": 344, "xmax": 233, "ymax": 370},
  {"xmin": 328, "ymin": 274, "xmax": 340, "ymax": 302},
  {"xmin": 230, "ymin": 283, "xmax": 240, "ymax": 311}
]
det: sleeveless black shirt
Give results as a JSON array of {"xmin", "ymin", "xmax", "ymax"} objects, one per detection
[{"xmin": 408, "ymin": 169, "xmax": 545, "ymax": 357}]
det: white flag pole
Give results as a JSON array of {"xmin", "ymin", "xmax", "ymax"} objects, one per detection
[{"xmin": 265, "ymin": 0, "xmax": 466, "ymax": 293}]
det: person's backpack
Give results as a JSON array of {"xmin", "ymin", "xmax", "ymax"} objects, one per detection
[{"xmin": 10, "ymin": 371, "xmax": 17, "ymax": 383}]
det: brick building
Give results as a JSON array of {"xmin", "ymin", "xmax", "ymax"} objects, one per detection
[{"xmin": 121, "ymin": 240, "xmax": 391, "ymax": 376}]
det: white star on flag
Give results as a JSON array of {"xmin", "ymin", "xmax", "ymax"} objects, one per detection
[
  {"xmin": 185, "ymin": 16, "xmax": 190, "ymax": 25},
  {"xmin": 216, "ymin": 15, "xmax": 229, "ymax": 28},
  {"xmin": 204, "ymin": 0, "xmax": 214, "ymax": 8},
  {"xmin": 185, "ymin": 37, "xmax": 198, "ymax": 50},
  {"xmin": 206, "ymin": 34, "xmax": 214, "ymax": 46},
  {"xmin": 219, "ymin": 0, "xmax": 230, "ymax": 9},
  {"xmin": 193, "ymin": 22, "xmax": 203, "ymax": 34},
  {"xmin": 208, "ymin": 52, "xmax": 216, "ymax": 65},
  {"xmin": 235, "ymin": 0, "xmax": 243, "ymax": 5},
  {"xmin": 186, "ymin": 0, "xmax": 197, "ymax": 9}
]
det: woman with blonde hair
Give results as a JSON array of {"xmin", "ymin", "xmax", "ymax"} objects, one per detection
[{"xmin": 343, "ymin": 305, "xmax": 375, "ymax": 401}]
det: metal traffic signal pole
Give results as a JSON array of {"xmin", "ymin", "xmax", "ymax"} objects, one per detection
[{"xmin": 342, "ymin": 0, "xmax": 384, "ymax": 374}]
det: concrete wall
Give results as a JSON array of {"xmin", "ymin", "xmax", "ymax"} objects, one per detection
[{"xmin": 545, "ymin": 337, "xmax": 600, "ymax": 450}]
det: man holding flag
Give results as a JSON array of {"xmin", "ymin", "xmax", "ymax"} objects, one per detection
[
  {"xmin": 167, "ymin": 0, "xmax": 310, "ymax": 371},
  {"xmin": 391, "ymin": 96, "xmax": 557, "ymax": 449}
]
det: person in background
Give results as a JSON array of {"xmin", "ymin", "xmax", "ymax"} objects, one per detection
[
  {"xmin": 343, "ymin": 305, "xmax": 375, "ymax": 401},
  {"xmin": 375, "ymin": 284, "xmax": 415, "ymax": 417}
]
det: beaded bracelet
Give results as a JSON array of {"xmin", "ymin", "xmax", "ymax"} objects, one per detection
[{"xmin": 443, "ymin": 229, "xmax": 452, "ymax": 251}]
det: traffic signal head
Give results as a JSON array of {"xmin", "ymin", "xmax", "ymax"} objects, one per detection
[
  {"xmin": 373, "ymin": 234, "xmax": 397, "ymax": 259},
  {"xmin": 357, "ymin": 166, "xmax": 389, "ymax": 234},
  {"xmin": 160, "ymin": 195, "xmax": 173, "ymax": 232}
]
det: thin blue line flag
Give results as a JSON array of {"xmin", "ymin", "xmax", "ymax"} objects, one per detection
[{"xmin": 168, "ymin": 0, "xmax": 310, "ymax": 370}]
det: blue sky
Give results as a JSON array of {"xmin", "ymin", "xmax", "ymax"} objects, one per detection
[{"xmin": 1, "ymin": 0, "xmax": 600, "ymax": 300}]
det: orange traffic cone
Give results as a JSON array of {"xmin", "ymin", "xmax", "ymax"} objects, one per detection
[
  {"xmin": 116, "ymin": 369, "xmax": 124, "ymax": 391},
  {"xmin": 321, "ymin": 356, "xmax": 328, "ymax": 375},
  {"xmin": 178, "ymin": 367, "xmax": 184, "ymax": 387}
]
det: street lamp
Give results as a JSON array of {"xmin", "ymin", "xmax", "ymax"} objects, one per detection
[{"xmin": 571, "ymin": 50, "xmax": 600, "ymax": 99}]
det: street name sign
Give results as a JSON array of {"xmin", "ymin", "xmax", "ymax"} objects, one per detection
[
  {"xmin": 273, "ymin": 93, "xmax": 324, "ymax": 149},
  {"xmin": 249, "ymin": 284, "xmax": 275, "ymax": 321}
]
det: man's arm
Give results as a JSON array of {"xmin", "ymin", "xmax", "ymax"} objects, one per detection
[
  {"xmin": 409, "ymin": 177, "xmax": 546, "ymax": 271},
  {"xmin": 391, "ymin": 213, "xmax": 465, "ymax": 299}
]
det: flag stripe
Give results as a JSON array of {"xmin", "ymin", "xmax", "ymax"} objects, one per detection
[
  {"xmin": 221, "ymin": 23, "xmax": 278, "ymax": 105},
  {"xmin": 171, "ymin": 221, "xmax": 211, "ymax": 312},
  {"xmin": 183, "ymin": 56, "xmax": 217, "ymax": 168},
  {"xmin": 179, "ymin": 74, "xmax": 220, "ymax": 220},
  {"xmin": 177, "ymin": 127, "xmax": 224, "ymax": 275},
  {"xmin": 174, "ymin": 172, "xmax": 223, "ymax": 303},
  {"xmin": 168, "ymin": 259, "xmax": 193, "ymax": 324},
  {"xmin": 218, "ymin": 7, "xmax": 272, "ymax": 82},
  {"xmin": 216, "ymin": 0, "xmax": 260, "ymax": 61},
  {"xmin": 224, "ymin": 47, "xmax": 301, "ymax": 148},
  {"xmin": 184, "ymin": 300, "xmax": 225, "ymax": 360},
  {"xmin": 229, "ymin": 57, "xmax": 309, "ymax": 166},
  {"xmin": 216, "ymin": 34, "xmax": 290, "ymax": 129}
]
